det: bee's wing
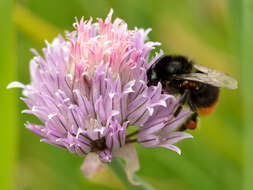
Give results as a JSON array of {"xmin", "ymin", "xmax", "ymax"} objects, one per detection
[
  {"xmin": 192, "ymin": 64, "xmax": 216, "ymax": 74},
  {"xmin": 174, "ymin": 65, "xmax": 238, "ymax": 89}
]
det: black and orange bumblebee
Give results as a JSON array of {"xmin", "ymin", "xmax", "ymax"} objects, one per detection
[{"xmin": 147, "ymin": 55, "xmax": 238, "ymax": 131}]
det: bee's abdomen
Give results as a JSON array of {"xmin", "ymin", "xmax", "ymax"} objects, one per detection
[
  {"xmin": 191, "ymin": 85, "xmax": 220, "ymax": 115},
  {"xmin": 196, "ymin": 99, "xmax": 219, "ymax": 115}
]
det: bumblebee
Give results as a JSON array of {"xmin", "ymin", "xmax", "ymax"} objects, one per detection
[{"xmin": 147, "ymin": 55, "xmax": 238, "ymax": 130}]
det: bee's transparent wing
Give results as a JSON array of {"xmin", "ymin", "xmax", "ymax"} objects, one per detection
[
  {"xmin": 192, "ymin": 64, "xmax": 216, "ymax": 74},
  {"xmin": 175, "ymin": 64, "xmax": 238, "ymax": 89}
]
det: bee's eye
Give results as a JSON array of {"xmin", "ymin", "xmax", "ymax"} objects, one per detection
[
  {"xmin": 147, "ymin": 69, "xmax": 159, "ymax": 86},
  {"xmin": 147, "ymin": 68, "xmax": 158, "ymax": 80},
  {"xmin": 150, "ymin": 70, "xmax": 158, "ymax": 81}
]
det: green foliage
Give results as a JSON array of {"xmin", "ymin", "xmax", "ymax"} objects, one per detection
[{"xmin": 241, "ymin": 0, "xmax": 253, "ymax": 189}]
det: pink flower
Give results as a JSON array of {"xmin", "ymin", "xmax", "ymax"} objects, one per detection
[{"xmin": 8, "ymin": 9, "xmax": 192, "ymax": 182}]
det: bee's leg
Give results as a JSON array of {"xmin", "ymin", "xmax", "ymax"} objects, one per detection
[
  {"xmin": 164, "ymin": 90, "xmax": 191, "ymax": 125},
  {"xmin": 178, "ymin": 100, "xmax": 198, "ymax": 131},
  {"xmin": 178, "ymin": 112, "xmax": 198, "ymax": 131},
  {"xmin": 188, "ymin": 99, "xmax": 197, "ymax": 113},
  {"xmin": 187, "ymin": 112, "xmax": 198, "ymax": 130},
  {"xmin": 173, "ymin": 90, "xmax": 191, "ymax": 117}
]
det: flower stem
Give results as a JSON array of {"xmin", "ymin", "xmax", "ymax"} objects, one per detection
[
  {"xmin": 108, "ymin": 158, "xmax": 155, "ymax": 190},
  {"xmin": 126, "ymin": 130, "xmax": 139, "ymax": 139},
  {"xmin": 126, "ymin": 138, "xmax": 137, "ymax": 144}
]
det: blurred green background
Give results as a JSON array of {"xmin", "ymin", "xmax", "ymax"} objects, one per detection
[{"xmin": 1, "ymin": 0, "xmax": 251, "ymax": 189}]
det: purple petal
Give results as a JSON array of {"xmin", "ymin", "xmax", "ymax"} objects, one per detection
[{"xmin": 7, "ymin": 81, "xmax": 26, "ymax": 89}]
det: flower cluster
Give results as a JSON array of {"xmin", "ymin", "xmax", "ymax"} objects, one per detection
[{"xmin": 8, "ymin": 10, "xmax": 192, "ymax": 164}]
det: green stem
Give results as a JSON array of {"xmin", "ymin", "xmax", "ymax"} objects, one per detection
[
  {"xmin": 108, "ymin": 158, "xmax": 155, "ymax": 190},
  {"xmin": 126, "ymin": 130, "xmax": 139, "ymax": 139},
  {"xmin": 0, "ymin": 0, "xmax": 18, "ymax": 189}
]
